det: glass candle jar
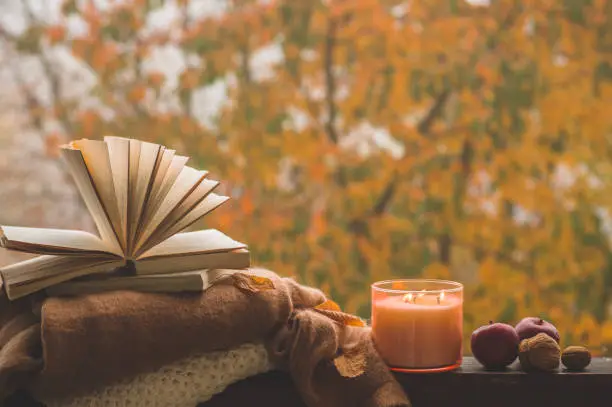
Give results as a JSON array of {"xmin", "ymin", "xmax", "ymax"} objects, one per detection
[{"xmin": 371, "ymin": 279, "xmax": 463, "ymax": 373}]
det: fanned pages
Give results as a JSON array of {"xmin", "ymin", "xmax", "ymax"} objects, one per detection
[
  {"xmin": 72, "ymin": 139, "xmax": 123, "ymax": 249},
  {"xmin": 61, "ymin": 146, "xmax": 122, "ymax": 255},
  {"xmin": 0, "ymin": 138, "xmax": 250, "ymax": 300},
  {"xmin": 105, "ymin": 136, "xmax": 130, "ymax": 250}
]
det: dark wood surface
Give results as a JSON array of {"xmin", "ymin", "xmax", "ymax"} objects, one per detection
[
  {"xmin": 396, "ymin": 356, "xmax": 612, "ymax": 407},
  {"xmin": 5, "ymin": 357, "xmax": 612, "ymax": 407},
  {"xmin": 203, "ymin": 357, "xmax": 612, "ymax": 407}
]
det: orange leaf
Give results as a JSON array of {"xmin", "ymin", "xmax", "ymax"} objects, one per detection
[
  {"xmin": 79, "ymin": 111, "xmax": 98, "ymax": 138},
  {"xmin": 308, "ymin": 209, "xmax": 326, "ymax": 241},
  {"xmin": 246, "ymin": 275, "xmax": 275, "ymax": 290},
  {"xmin": 127, "ymin": 85, "xmax": 147, "ymax": 103},
  {"xmin": 46, "ymin": 25, "xmax": 66, "ymax": 45},
  {"xmin": 45, "ymin": 133, "xmax": 62, "ymax": 158},
  {"xmin": 313, "ymin": 307, "xmax": 367, "ymax": 328},
  {"xmin": 240, "ymin": 194, "xmax": 255, "ymax": 216},
  {"xmin": 180, "ymin": 68, "xmax": 200, "ymax": 89},
  {"xmin": 315, "ymin": 299, "xmax": 342, "ymax": 312},
  {"xmin": 333, "ymin": 348, "xmax": 366, "ymax": 378},
  {"xmin": 148, "ymin": 72, "xmax": 165, "ymax": 87},
  {"xmin": 341, "ymin": 314, "xmax": 367, "ymax": 327},
  {"xmin": 179, "ymin": 117, "xmax": 196, "ymax": 134},
  {"xmin": 91, "ymin": 43, "xmax": 117, "ymax": 71},
  {"xmin": 391, "ymin": 281, "xmax": 404, "ymax": 290},
  {"xmin": 224, "ymin": 273, "xmax": 275, "ymax": 293}
]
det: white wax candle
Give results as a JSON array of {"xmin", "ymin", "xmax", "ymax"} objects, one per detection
[{"xmin": 372, "ymin": 293, "xmax": 463, "ymax": 369}]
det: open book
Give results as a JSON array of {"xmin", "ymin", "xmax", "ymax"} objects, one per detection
[{"xmin": 0, "ymin": 137, "xmax": 250, "ymax": 300}]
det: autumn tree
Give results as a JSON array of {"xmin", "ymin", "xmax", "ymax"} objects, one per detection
[{"xmin": 3, "ymin": 0, "xmax": 612, "ymax": 352}]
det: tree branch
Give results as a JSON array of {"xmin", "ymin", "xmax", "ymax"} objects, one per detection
[
  {"xmin": 323, "ymin": 20, "xmax": 339, "ymax": 145},
  {"xmin": 323, "ymin": 18, "xmax": 348, "ymax": 188},
  {"xmin": 371, "ymin": 171, "xmax": 399, "ymax": 216},
  {"xmin": 417, "ymin": 89, "xmax": 451, "ymax": 135},
  {"xmin": 368, "ymin": 89, "xmax": 452, "ymax": 217}
]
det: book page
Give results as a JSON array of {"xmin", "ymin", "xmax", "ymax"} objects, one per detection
[
  {"xmin": 72, "ymin": 139, "xmax": 123, "ymax": 249},
  {"xmin": 137, "ymin": 229, "xmax": 246, "ymax": 259},
  {"xmin": 138, "ymin": 155, "xmax": 189, "ymax": 241},
  {"xmin": 142, "ymin": 193, "xmax": 229, "ymax": 252},
  {"xmin": 135, "ymin": 166, "xmax": 206, "ymax": 253},
  {"xmin": 138, "ymin": 148, "xmax": 175, "ymax": 228},
  {"xmin": 0, "ymin": 226, "xmax": 121, "ymax": 256},
  {"xmin": 61, "ymin": 146, "xmax": 122, "ymax": 255},
  {"xmin": 161, "ymin": 178, "xmax": 219, "ymax": 225},
  {"xmin": 105, "ymin": 136, "xmax": 130, "ymax": 251},
  {"xmin": 128, "ymin": 141, "xmax": 163, "ymax": 255},
  {"xmin": 134, "ymin": 249, "xmax": 250, "ymax": 275},
  {"xmin": 138, "ymin": 179, "xmax": 219, "ymax": 254},
  {"xmin": 126, "ymin": 139, "xmax": 141, "ymax": 254}
]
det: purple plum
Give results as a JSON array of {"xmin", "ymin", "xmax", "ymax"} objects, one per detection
[{"xmin": 515, "ymin": 317, "xmax": 560, "ymax": 343}]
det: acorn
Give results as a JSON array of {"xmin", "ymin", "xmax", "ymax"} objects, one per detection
[
  {"xmin": 518, "ymin": 333, "xmax": 560, "ymax": 372},
  {"xmin": 561, "ymin": 346, "xmax": 591, "ymax": 371}
]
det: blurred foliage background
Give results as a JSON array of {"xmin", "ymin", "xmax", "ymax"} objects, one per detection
[{"xmin": 1, "ymin": 0, "xmax": 612, "ymax": 355}]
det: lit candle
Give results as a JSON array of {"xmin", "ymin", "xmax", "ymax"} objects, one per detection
[{"xmin": 371, "ymin": 279, "xmax": 463, "ymax": 372}]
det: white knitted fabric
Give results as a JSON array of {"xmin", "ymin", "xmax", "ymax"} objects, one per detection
[{"xmin": 43, "ymin": 343, "xmax": 272, "ymax": 407}]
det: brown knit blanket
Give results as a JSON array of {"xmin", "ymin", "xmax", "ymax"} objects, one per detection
[{"xmin": 0, "ymin": 268, "xmax": 409, "ymax": 407}]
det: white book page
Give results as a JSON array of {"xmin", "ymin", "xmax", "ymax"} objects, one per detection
[
  {"xmin": 72, "ymin": 139, "xmax": 122, "ymax": 246},
  {"xmin": 135, "ymin": 166, "xmax": 206, "ymax": 252},
  {"xmin": 128, "ymin": 141, "xmax": 163, "ymax": 254},
  {"xmin": 137, "ymin": 229, "xmax": 246, "ymax": 259},
  {"xmin": 0, "ymin": 226, "xmax": 119, "ymax": 255},
  {"xmin": 105, "ymin": 136, "xmax": 130, "ymax": 251},
  {"xmin": 61, "ymin": 146, "xmax": 122, "ymax": 254},
  {"xmin": 142, "ymin": 193, "xmax": 229, "ymax": 252}
]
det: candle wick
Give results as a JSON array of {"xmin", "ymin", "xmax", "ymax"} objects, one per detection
[{"xmin": 437, "ymin": 296, "xmax": 440, "ymax": 305}]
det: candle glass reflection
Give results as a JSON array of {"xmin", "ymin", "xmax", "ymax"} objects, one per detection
[{"xmin": 371, "ymin": 279, "xmax": 463, "ymax": 373}]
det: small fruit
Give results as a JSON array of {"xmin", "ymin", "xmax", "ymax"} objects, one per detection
[
  {"xmin": 518, "ymin": 333, "xmax": 561, "ymax": 372},
  {"xmin": 515, "ymin": 317, "xmax": 560, "ymax": 343},
  {"xmin": 561, "ymin": 346, "xmax": 591, "ymax": 371},
  {"xmin": 471, "ymin": 321, "xmax": 519, "ymax": 369}
]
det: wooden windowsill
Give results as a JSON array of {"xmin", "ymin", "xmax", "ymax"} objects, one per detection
[{"xmin": 396, "ymin": 356, "xmax": 612, "ymax": 406}]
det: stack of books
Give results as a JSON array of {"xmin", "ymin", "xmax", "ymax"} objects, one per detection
[{"xmin": 0, "ymin": 137, "xmax": 250, "ymax": 300}]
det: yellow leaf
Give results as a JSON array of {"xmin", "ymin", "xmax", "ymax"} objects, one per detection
[
  {"xmin": 245, "ymin": 275, "xmax": 275, "ymax": 290},
  {"xmin": 45, "ymin": 133, "xmax": 62, "ymax": 158},
  {"xmin": 333, "ymin": 348, "xmax": 366, "ymax": 378},
  {"xmin": 315, "ymin": 299, "xmax": 342, "ymax": 312},
  {"xmin": 127, "ymin": 85, "xmax": 147, "ymax": 103},
  {"xmin": 314, "ymin": 307, "xmax": 367, "ymax": 328},
  {"xmin": 228, "ymin": 274, "xmax": 275, "ymax": 293},
  {"xmin": 601, "ymin": 320, "xmax": 612, "ymax": 343},
  {"xmin": 46, "ymin": 25, "xmax": 66, "ymax": 45},
  {"xmin": 148, "ymin": 72, "xmax": 165, "ymax": 87},
  {"xmin": 423, "ymin": 262, "xmax": 450, "ymax": 279}
]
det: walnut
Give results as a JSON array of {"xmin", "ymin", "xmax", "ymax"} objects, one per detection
[
  {"xmin": 518, "ymin": 332, "xmax": 560, "ymax": 372},
  {"xmin": 561, "ymin": 346, "xmax": 591, "ymax": 371}
]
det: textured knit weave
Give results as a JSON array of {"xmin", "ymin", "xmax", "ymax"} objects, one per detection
[{"xmin": 43, "ymin": 343, "xmax": 271, "ymax": 407}]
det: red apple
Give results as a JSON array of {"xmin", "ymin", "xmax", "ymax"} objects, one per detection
[
  {"xmin": 515, "ymin": 317, "xmax": 560, "ymax": 343},
  {"xmin": 471, "ymin": 321, "xmax": 519, "ymax": 370}
]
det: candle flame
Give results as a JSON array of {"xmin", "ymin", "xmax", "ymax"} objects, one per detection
[
  {"xmin": 437, "ymin": 291, "xmax": 445, "ymax": 304},
  {"xmin": 403, "ymin": 293, "xmax": 414, "ymax": 303}
]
